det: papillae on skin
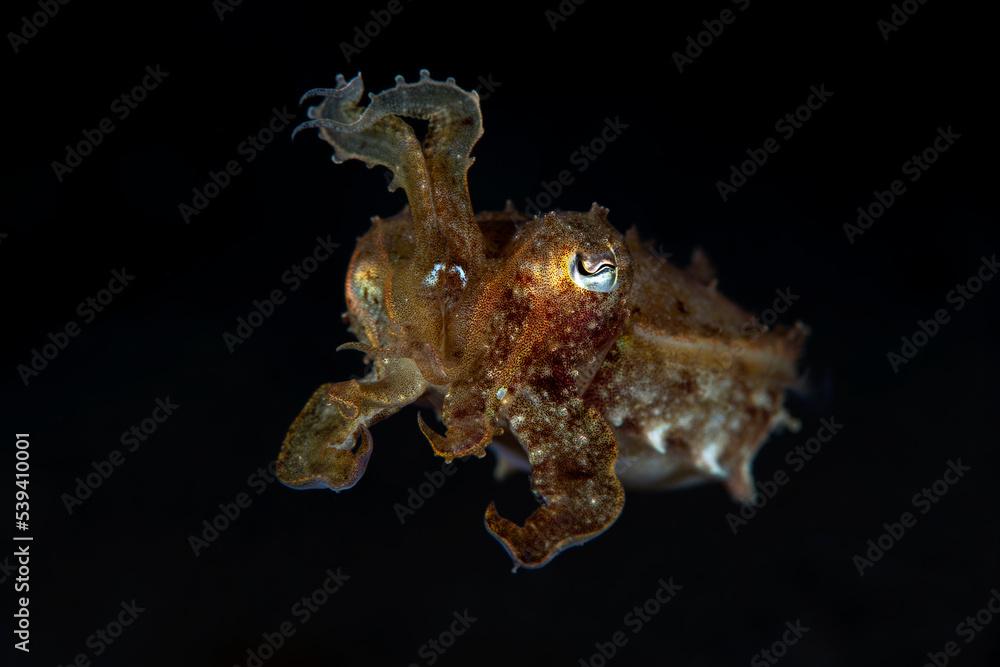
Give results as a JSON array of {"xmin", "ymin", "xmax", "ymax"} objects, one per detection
[{"xmin": 276, "ymin": 70, "xmax": 807, "ymax": 569}]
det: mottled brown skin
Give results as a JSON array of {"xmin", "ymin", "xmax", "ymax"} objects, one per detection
[{"xmin": 276, "ymin": 71, "xmax": 806, "ymax": 569}]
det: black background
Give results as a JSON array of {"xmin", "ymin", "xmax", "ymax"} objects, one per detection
[{"xmin": 4, "ymin": 0, "xmax": 999, "ymax": 665}]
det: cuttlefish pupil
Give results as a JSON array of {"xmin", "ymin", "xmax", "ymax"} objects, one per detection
[{"xmin": 570, "ymin": 251, "xmax": 618, "ymax": 293}]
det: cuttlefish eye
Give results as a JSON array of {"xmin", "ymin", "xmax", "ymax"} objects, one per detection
[{"xmin": 569, "ymin": 250, "xmax": 618, "ymax": 293}]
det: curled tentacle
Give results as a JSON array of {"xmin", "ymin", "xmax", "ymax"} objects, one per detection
[
  {"xmin": 368, "ymin": 69, "xmax": 483, "ymax": 264},
  {"xmin": 276, "ymin": 384, "xmax": 374, "ymax": 490},
  {"xmin": 300, "ymin": 71, "xmax": 484, "ymax": 268},
  {"xmin": 416, "ymin": 376, "xmax": 498, "ymax": 461},
  {"xmin": 298, "ymin": 72, "xmax": 355, "ymax": 104},
  {"xmin": 486, "ymin": 394, "xmax": 625, "ymax": 569},
  {"xmin": 298, "ymin": 74, "xmax": 438, "ymax": 247},
  {"xmin": 298, "ymin": 72, "xmax": 489, "ymax": 367},
  {"xmin": 276, "ymin": 357, "xmax": 427, "ymax": 490}
]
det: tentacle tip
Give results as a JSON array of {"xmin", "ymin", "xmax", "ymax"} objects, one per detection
[
  {"xmin": 419, "ymin": 68, "xmax": 431, "ymax": 79},
  {"xmin": 417, "ymin": 412, "xmax": 448, "ymax": 451},
  {"xmin": 484, "ymin": 522, "xmax": 547, "ymax": 571},
  {"xmin": 274, "ymin": 425, "xmax": 373, "ymax": 493},
  {"xmin": 335, "ymin": 341, "xmax": 374, "ymax": 355}
]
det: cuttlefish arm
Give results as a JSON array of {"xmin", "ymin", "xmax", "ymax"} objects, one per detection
[
  {"xmin": 280, "ymin": 72, "xmax": 489, "ymax": 490},
  {"xmin": 277, "ymin": 355, "xmax": 427, "ymax": 490},
  {"xmin": 459, "ymin": 209, "xmax": 633, "ymax": 568},
  {"xmin": 486, "ymin": 392, "xmax": 624, "ymax": 569},
  {"xmin": 297, "ymin": 70, "xmax": 484, "ymax": 268}
]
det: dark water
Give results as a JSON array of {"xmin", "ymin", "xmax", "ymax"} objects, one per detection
[{"xmin": 5, "ymin": 0, "xmax": 998, "ymax": 665}]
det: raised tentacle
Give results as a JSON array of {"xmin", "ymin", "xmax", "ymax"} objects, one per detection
[
  {"xmin": 298, "ymin": 73, "xmax": 439, "ymax": 249},
  {"xmin": 300, "ymin": 71, "xmax": 485, "ymax": 268},
  {"xmin": 298, "ymin": 72, "xmax": 489, "ymax": 370},
  {"xmin": 370, "ymin": 70, "xmax": 484, "ymax": 265},
  {"xmin": 298, "ymin": 74, "xmax": 443, "ymax": 357}
]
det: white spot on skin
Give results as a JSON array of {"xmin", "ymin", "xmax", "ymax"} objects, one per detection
[
  {"xmin": 752, "ymin": 390, "xmax": 772, "ymax": 408},
  {"xmin": 646, "ymin": 423, "xmax": 671, "ymax": 454},
  {"xmin": 699, "ymin": 441, "xmax": 726, "ymax": 476},
  {"xmin": 496, "ymin": 387, "xmax": 507, "ymax": 400},
  {"xmin": 423, "ymin": 262, "xmax": 446, "ymax": 286},
  {"xmin": 424, "ymin": 263, "xmax": 468, "ymax": 288},
  {"xmin": 449, "ymin": 264, "xmax": 467, "ymax": 286}
]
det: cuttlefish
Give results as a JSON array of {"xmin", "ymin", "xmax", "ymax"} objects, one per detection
[{"xmin": 277, "ymin": 71, "xmax": 806, "ymax": 569}]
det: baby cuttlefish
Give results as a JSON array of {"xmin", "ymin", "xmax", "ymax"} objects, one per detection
[{"xmin": 277, "ymin": 70, "xmax": 806, "ymax": 569}]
